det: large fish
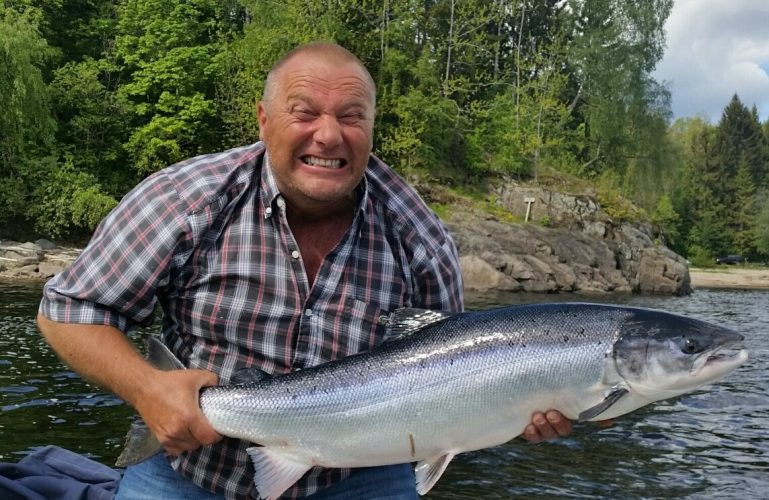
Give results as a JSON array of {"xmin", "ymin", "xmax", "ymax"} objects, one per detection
[{"xmin": 117, "ymin": 303, "xmax": 748, "ymax": 499}]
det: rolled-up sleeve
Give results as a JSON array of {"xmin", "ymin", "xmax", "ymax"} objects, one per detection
[{"xmin": 40, "ymin": 170, "xmax": 191, "ymax": 333}]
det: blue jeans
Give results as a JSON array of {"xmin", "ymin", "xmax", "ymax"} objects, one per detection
[{"xmin": 116, "ymin": 453, "xmax": 418, "ymax": 499}]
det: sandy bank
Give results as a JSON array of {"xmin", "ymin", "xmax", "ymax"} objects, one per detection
[{"xmin": 689, "ymin": 267, "xmax": 769, "ymax": 290}]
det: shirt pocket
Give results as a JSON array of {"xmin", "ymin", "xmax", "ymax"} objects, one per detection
[{"xmin": 311, "ymin": 296, "xmax": 394, "ymax": 362}]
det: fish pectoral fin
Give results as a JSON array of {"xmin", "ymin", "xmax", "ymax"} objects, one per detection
[
  {"xmin": 246, "ymin": 446, "xmax": 312, "ymax": 500},
  {"xmin": 414, "ymin": 452, "xmax": 455, "ymax": 495},
  {"xmin": 578, "ymin": 388, "xmax": 629, "ymax": 421}
]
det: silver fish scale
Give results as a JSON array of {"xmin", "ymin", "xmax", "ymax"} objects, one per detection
[{"xmin": 200, "ymin": 303, "xmax": 632, "ymax": 467}]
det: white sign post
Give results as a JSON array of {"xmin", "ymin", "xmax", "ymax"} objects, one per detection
[{"xmin": 524, "ymin": 197, "xmax": 536, "ymax": 222}]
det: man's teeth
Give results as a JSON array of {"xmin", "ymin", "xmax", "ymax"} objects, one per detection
[{"xmin": 303, "ymin": 156, "xmax": 342, "ymax": 168}]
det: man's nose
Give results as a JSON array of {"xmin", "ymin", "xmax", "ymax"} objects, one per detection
[{"xmin": 314, "ymin": 114, "xmax": 343, "ymax": 147}]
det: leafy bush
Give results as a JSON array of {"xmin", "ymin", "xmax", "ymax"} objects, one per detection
[
  {"xmin": 30, "ymin": 156, "xmax": 117, "ymax": 238},
  {"xmin": 686, "ymin": 245, "xmax": 715, "ymax": 268}
]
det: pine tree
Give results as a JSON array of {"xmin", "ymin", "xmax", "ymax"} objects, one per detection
[{"xmin": 733, "ymin": 160, "xmax": 757, "ymax": 257}]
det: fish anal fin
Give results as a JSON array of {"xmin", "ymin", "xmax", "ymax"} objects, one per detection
[
  {"xmin": 578, "ymin": 388, "xmax": 629, "ymax": 421},
  {"xmin": 414, "ymin": 452, "xmax": 455, "ymax": 495},
  {"xmin": 247, "ymin": 446, "xmax": 312, "ymax": 500}
]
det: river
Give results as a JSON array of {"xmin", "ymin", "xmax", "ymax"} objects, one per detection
[{"xmin": 1, "ymin": 283, "xmax": 767, "ymax": 498}]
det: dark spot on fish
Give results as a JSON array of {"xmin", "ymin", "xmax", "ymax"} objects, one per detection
[{"xmin": 563, "ymin": 335, "xmax": 570, "ymax": 342}]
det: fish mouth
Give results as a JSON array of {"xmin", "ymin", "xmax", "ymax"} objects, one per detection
[{"xmin": 692, "ymin": 345, "xmax": 748, "ymax": 376}]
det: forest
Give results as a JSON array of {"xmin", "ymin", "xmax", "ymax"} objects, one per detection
[{"xmin": 2, "ymin": 0, "xmax": 769, "ymax": 264}]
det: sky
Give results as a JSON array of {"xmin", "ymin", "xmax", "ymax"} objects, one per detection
[{"xmin": 653, "ymin": 0, "xmax": 769, "ymax": 123}]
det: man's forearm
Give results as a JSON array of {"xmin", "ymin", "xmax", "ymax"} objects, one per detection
[
  {"xmin": 36, "ymin": 313, "xmax": 223, "ymax": 455},
  {"xmin": 36, "ymin": 313, "xmax": 157, "ymax": 408}
]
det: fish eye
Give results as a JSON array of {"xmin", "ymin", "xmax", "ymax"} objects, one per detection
[{"xmin": 683, "ymin": 337, "xmax": 699, "ymax": 353}]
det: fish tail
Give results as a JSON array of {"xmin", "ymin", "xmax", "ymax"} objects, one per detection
[{"xmin": 115, "ymin": 418, "xmax": 163, "ymax": 467}]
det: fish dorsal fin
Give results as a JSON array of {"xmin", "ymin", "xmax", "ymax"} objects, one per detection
[
  {"xmin": 386, "ymin": 308, "xmax": 455, "ymax": 341},
  {"xmin": 414, "ymin": 452, "xmax": 455, "ymax": 495},
  {"xmin": 578, "ymin": 387, "xmax": 629, "ymax": 421},
  {"xmin": 247, "ymin": 446, "xmax": 312, "ymax": 500},
  {"xmin": 230, "ymin": 367, "xmax": 271, "ymax": 385},
  {"xmin": 146, "ymin": 336, "xmax": 185, "ymax": 370}
]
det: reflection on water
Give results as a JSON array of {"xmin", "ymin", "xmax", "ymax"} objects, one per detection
[
  {"xmin": 1, "ymin": 284, "xmax": 767, "ymax": 498},
  {"xmin": 0, "ymin": 284, "xmax": 133, "ymax": 462}
]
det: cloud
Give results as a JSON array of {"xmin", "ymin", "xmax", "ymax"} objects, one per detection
[{"xmin": 653, "ymin": 0, "xmax": 769, "ymax": 122}]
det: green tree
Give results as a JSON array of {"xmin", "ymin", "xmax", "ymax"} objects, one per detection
[
  {"xmin": 0, "ymin": 7, "xmax": 56, "ymax": 223},
  {"xmin": 564, "ymin": 0, "xmax": 673, "ymax": 179},
  {"xmin": 733, "ymin": 160, "xmax": 757, "ymax": 257},
  {"xmin": 755, "ymin": 192, "xmax": 769, "ymax": 260},
  {"xmin": 651, "ymin": 193, "xmax": 680, "ymax": 249},
  {"xmin": 711, "ymin": 95, "xmax": 765, "ymax": 204},
  {"xmin": 49, "ymin": 58, "xmax": 132, "ymax": 193},
  {"xmin": 113, "ymin": 0, "xmax": 230, "ymax": 174}
]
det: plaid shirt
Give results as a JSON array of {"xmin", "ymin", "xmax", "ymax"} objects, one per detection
[{"xmin": 40, "ymin": 142, "xmax": 464, "ymax": 499}]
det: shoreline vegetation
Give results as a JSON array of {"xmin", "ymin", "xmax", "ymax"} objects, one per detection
[{"xmin": 689, "ymin": 267, "xmax": 769, "ymax": 290}]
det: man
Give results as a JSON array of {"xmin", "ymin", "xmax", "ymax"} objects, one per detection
[{"xmin": 38, "ymin": 42, "xmax": 571, "ymax": 499}]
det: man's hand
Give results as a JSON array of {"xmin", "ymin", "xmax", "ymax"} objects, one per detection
[
  {"xmin": 522, "ymin": 410, "xmax": 615, "ymax": 442},
  {"xmin": 134, "ymin": 368, "xmax": 223, "ymax": 457},
  {"xmin": 522, "ymin": 410, "xmax": 572, "ymax": 442},
  {"xmin": 37, "ymin": 314, "xmax": 222, "ymax": 456}
]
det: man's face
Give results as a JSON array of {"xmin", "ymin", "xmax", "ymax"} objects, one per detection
[{"xmin": 258, "ymin": 54, "xmax": 375, "ymax": 213}]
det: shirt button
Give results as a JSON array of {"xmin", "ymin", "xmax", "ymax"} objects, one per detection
[
  {"xmin": 291, "ymin": 250, "xmax": 300, "ymax": 259},
  {"xmin": 305, "ymin": 309, "xmax": 313, "ymax": 317},
  {"xmin": 264, "ymin": 207, "xmax": 272, "ymax": 218},
  {"xmin": 276, "ymin": 197, "xmax": 285, "ymax": 209}
]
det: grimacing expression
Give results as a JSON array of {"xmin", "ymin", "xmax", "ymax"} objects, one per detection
[{"xmin": 258, "ymin": 54, "xmax": 375, "ymax": 213}]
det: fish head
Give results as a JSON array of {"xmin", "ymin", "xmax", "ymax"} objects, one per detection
[{"xmin": 612, "ymin": 309, "xmax": 748, "ymax": 400}]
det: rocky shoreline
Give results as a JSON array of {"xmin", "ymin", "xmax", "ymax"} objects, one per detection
[
  {"xmin": 0, "ymin": 239, "xmax": 81, "ymax": 283},
  {"xmin": 1, "ymin": 203, "xmax": 692, "ymax": 295},
  {"xmin": 7, "ymin": 236, "xmax": 765, "ymax": 293},
  {"xmin": 445, "ymin": 206, "xmax": 690, "ymax": 295}
]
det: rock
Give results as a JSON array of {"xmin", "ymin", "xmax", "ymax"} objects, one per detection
[
  {"xmin": 446, "ymin": 204, "xmax": 690, "ymax": 295},
  {"xmin": 0, "ymin": 239, "xmax": 79, "ymax": 282},
  {"xmin": 35, "ymin": 239, "xmax": 58, "ymax": 250},
  {"xmin": 459, "ymin": 255, "xmax": 521, "ymax": 291}
]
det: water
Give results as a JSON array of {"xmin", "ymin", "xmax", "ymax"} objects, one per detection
[{"xmin": 1, "ymin": 283, "xmax": 767, "ymax": 498}]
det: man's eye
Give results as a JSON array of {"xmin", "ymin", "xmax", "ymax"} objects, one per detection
[
  {"xmin": 293, "ymin": 108, "xmax": 315, "ymax": 119},
  {"xmin": 340, "ymin": 113, "xmax": 363, "ymax": 124}
]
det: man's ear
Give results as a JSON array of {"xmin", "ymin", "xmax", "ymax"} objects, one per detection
[{"xmin": 257, "ymin": 102, "xmax": 267, "ymax": 141}]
